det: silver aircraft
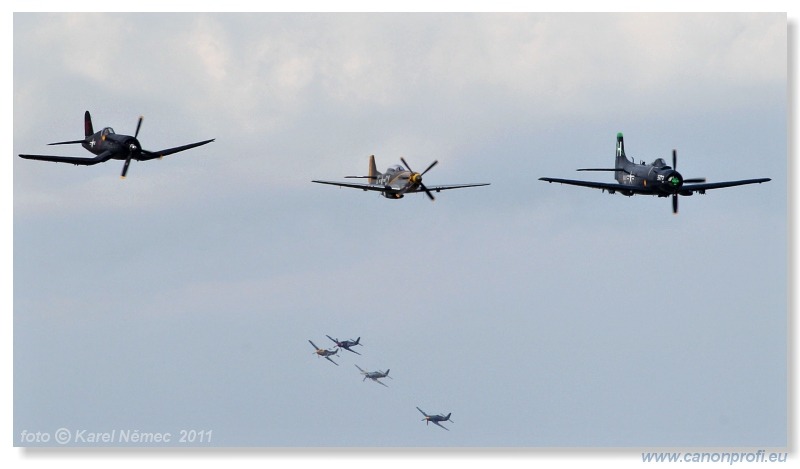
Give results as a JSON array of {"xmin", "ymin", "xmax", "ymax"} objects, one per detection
[
  {"xmin": 355, "ymin": 365, "xmax": 391, "ymax": 387},
  {"xmin": 312, "ymin": 155, "xmax": 489, "ymax": 200},
  {"xmin": 416, "ymin": 407, "xmax": 452, "ymax": 431}
]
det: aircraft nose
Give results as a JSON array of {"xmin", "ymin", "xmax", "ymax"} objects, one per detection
[
  {"xmin": 127, "ymin": 138, "xmax": 141, "ymax": 153},
  {"xmin": 665, "ymin": 170, "xmax": 683, "ymax": 192}
]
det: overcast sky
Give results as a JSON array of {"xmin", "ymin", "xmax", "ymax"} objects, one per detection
[{"xmin": 10, "ymin": 11, "xmax": 787, "ymax": 453}]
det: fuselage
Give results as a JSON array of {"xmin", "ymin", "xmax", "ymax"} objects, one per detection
[
  {"xmin": 615, "ymin": 157, "xmax": 683, "ymax": 197},
  {"xmin": 82, "ymin": 127, "xmax": 143, "ymax": 161},
  {"xmin": 372, "ymin": 165, "xmax": 421, "ymax": 199},
  {"xmin": 613, "ymin": 133, "xmax": 683, "ymax": 197}
]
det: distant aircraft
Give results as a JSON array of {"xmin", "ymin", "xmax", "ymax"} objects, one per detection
[
  {"xmin": 327, "ymin": 335, "xmax": 362, "ymax": 355},
  {"xmin": 19, "ymin": 110, "xmax": 215, "ymax": 179},
  {"xmin": 308, "ymin": 340, "xmax": 339, "ymax": 366},
  {"xmin": 539, "ymin": 132, "xmax": 770, "ymax": 213},
  {"xmin": 355, "ymin": 365, "xmax": 391, "ymax": 387},
  {"xmin": 312, "ymin": 155, "xmax": 489, "ymax": 200},
  {"xmin": 416, "ymin": 407, "xmax": 452, "ymax": 431}
]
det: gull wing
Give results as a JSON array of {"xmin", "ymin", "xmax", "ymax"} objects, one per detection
[
  {"xmin": 432, "ymin": 421, "xmax": 449, "ymax": 431},
  {"xmin": 138, "ymin": 139, "xmax": 215, "ymax": 161},
  {"xmin": 19, "ymin": 150, "xmax": 115, "ymax": 166}
]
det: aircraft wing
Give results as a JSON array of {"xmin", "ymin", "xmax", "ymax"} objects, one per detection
[
  {"xmin": 432, "ymin": 421, "xmax": 449, "ymax": 431},
  {"xmin": 311, "ymin": 180, "xmax": 393, "ymax": 192},
  {"xmin": 18, "ymin": 150, "xmax": 115, "ymax": 166},
  {"xmin": 374, "ymin": 379, "xmax": 389, "ymax": 387},
  {"xmin": 538, "ymin": 177, "xmax": 653, "ymax": 195},
  {"xmin": 343, "ymin": 347, "xmax": 361, "ymax": 355},
  {"xmin": 139, "ymin": 139, "xmax": 215, "ymax": 161},
  {"xmin": 679, "ymin": 178, "xmax": 771, "ymax": 194},
  {"xmin": 408, "ymin": 183, "xmax": 490, "ymax": 193},
  {"xmin": 416, "ymin": 407, "xmax": 429, "ymax": 417},
  {"xmin": 325, "ymin": 356, "xmax": 339, "ymax": 366}
]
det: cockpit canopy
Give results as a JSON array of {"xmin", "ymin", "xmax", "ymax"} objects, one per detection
[
  {"xmin": 101, "ymin": 127, "xmax": 115, "ymax": 136},
  {"xmin": 389, "ymin": 164, "xmax": 405, "ymax": 172},
  {"xmin": 652, "ymin": 158, "xmax": 670, "ymax": 169}
]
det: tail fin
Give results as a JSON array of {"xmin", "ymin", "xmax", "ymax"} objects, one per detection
[
  {"xmin": 368, "ymin": 155, "xmax": 379, "ymax": 182},
  {"xmin": 355, "ymin": 337, "xmax": 360, "ymax": 345},
  {"xmin": 446, "ymin": 413, "xmax": 451, "ymax": 421},
  {"xmin": 615, "ymin": 132, "xmax": 631, "ymax": 172},
  {"xmin": 84, "ymin": 111, "xmax": 94, "ymax": 137}
]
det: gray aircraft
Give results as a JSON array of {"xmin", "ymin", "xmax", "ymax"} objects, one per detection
[
  {"xmin": 539, "ymin": 132, "xmax": 770, "ymax": 213},
  {"xmin": 308, "ymin": 340, "xmax": 339, "ymax": 366},
  {"xmin": 312, "ymin": 155, "xmax": 489, "ymax": 200},
  {"xmin": 327, "ymin": 335, "xmax": 362, "ymax": 355},
  {"xmin": 416, "ymin": 407, "xmax": 452, "ymax": 431},
  {"xmin": 355, "ymin": 365, "xmax": 391, "ymax": 387}
]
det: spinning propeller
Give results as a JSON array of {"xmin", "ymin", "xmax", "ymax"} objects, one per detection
[
  {"xmin": 669, "ymin": 149, "xmax": 706, "ymax": 214},
  {"xmin": 121, "ymin": 116, "xmax": 144, "ymax": 179},
  {"xmin": 400, "ymin": 157, "xmax": 439, "ymax": 201}
]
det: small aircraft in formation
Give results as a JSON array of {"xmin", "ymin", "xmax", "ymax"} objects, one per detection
[
  {"xmin": 308, "ymin": 340, "xmax": 339, "ymax": 366},
  {"xmin": 311, "ymin": 339, "xmax": 452, "ymax": 429},
  {"xmin": 312, "ymin": 155, "xmax": 490, "ymax": 200},
  {"xmin": 416, "ymin": 407, "xmax": 453, "ymax": 431},
  {"xmin": 18, "ymin": 111, "xmax": 214, "ymax": 179},
  {"xmin": 539, "ymin": 132, "xmax": 770, "ymax": 213},
  {"xmin": 355, "ymin": 364, "xmax": 391, "ymax": 387},
  {"xmin": 327, "ymin": 335, "xmax": 362, "ymax": 355}
]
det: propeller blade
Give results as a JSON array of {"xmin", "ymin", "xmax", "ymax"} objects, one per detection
[
  {"xmin": 134, "ymin": 116, "xmax": 143, "ymax": 139},
  {"xmin": 672, "ymin": 194, "xmax": 678, "ymax": 214},
  {"xmin": 672, "ymin": 149, "xmax": 677, "ymax": 169},
  {"xmin": 420, "ymin": 183, "xmax": 435, "ymax": 201},
  {"xmin": 121, "ymin": 155, "xmax": 133, "ymax": 179},
  {"xmin": 400, "ymin": 157, "xmax": 413, "ymax": 173},
  {"xmin": 421, "ymin": 160, "xmax": 438, "ymax": 176}
]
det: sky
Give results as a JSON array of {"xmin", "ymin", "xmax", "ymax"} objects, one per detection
[{"xmin": 8, "ymin": 8, "xmax": 789, "ymax": 458}]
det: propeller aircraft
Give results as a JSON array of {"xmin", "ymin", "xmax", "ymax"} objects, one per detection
[
  {"xmin": 19, "ymin": 111, "xmax": 214, "ymax": 179},
  {"xmin": 308, "ymin": 340, "xmax": 339, "ymax": 366},
  {"xmin": 355, "ymin": 365, "xmax": 391, "ymax": 387},
  {"xmin": 539, "ymin": 132, "xmax": 770, "ymax": 213},
  {"xmin": 327, "ymin": 335, "xmax": 362, "ymax": 355},
  {"xmin": 416, "ymin": 407, "xmax": 452, "ymax": 431},
  {"xmin": 312, "ymin": 155, "xmax": 489, "ymax": 200}
]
